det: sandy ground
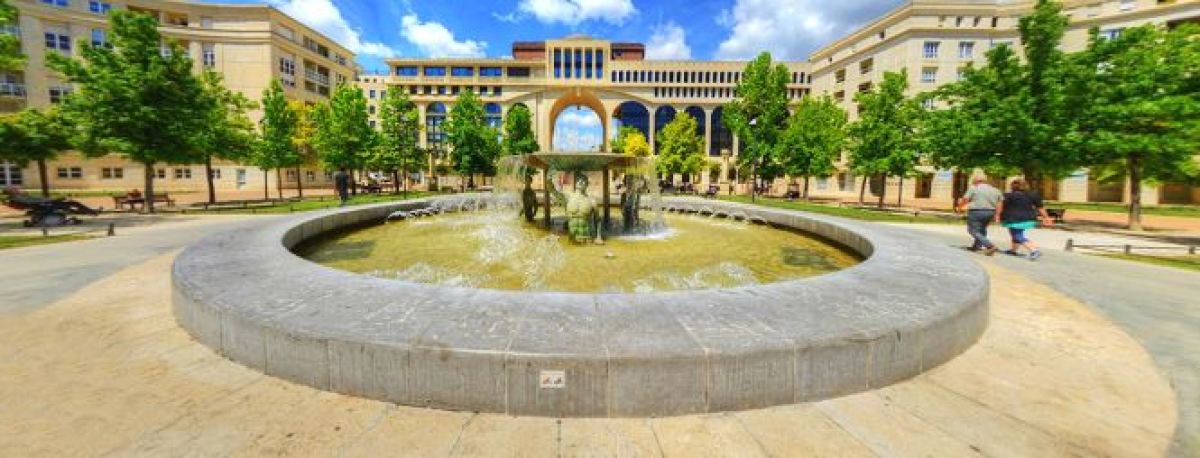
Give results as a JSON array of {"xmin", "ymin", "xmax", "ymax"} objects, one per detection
[{"xmin": 0, "ymin": 251, "xmax": 1177, "ymax": 457}]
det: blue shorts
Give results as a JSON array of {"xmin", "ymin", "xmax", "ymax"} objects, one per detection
[{"xmin": 1008, "ymin": 227, "xmax": 1029, "ymax": 243}]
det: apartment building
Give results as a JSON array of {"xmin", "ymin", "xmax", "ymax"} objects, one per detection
[
  {"xmin": 806, "ymin": 0, "xmax": 1200, "ymax": 205},
  {"xmin": 0, "ymin": 0, "xmax": 357, "ymax": 196},
  {"xmin": 359, "ymin": 35, "xmax": 812, "ymax": 187}
]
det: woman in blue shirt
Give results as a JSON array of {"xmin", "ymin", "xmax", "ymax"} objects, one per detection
[{"xmin": 994, "ymin": 179, "xmax": 1053, "ymax": 260}]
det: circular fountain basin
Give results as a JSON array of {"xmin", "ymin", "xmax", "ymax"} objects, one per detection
[{"xmin": 172, "ymin": 195, "xmax": 988, "ymax": 417}]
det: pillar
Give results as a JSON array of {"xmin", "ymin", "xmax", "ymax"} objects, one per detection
[
  {"xmin": 703, "ymin": 108, "xmax": 713, "ymax": 185},
  {"xmin": 542, "ymin": 165, "xmax": 552, "ymax": 228},
  {"xmin": 602, "ymin": 167, "xmax": 610, "ymax": 228},
  {"xmin": 648, "ymin": 107, "xmax": 656, "ymax": 157}
]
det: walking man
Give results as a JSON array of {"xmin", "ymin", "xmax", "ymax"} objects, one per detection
[
  {"xmin": 333, "ymin": 168, "xmax": 350, "ymax": 206},
  {"xmin": 957, "ymin": 176, "xmax": 1002, "ymax": 255}
]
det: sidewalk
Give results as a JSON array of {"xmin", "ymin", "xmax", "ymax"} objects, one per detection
[{"xmin": 894, "ymin": 223, "xmax": 1196, "ymax": 256}]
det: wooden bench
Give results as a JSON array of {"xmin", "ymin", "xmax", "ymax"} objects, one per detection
[{"xmin": 1046, "ymin": 208, "xmax": 1066, "ymax": 224}]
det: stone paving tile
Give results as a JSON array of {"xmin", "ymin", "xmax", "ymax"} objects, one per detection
[{"xmin": 0, "ymin": 251, "xmax": 1179, "ymax": 457}]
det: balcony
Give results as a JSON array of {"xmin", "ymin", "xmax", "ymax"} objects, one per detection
[{"xmin": 304, "ymin": 68, "xmax": 330, "ymax": 86}]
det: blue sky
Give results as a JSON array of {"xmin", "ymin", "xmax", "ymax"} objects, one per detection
[{"xmin": 204, "ymin": 0, "xmax": 904, "ymax": 150}]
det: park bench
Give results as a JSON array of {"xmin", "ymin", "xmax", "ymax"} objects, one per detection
[
  {"xmin": 703, "ymin": 184, "xmax": 719, "ymax": 198},
  {"xmin": 1045, "ymin": 208, "xmax": 1066, "ymax": 224},
  {"xmin": 112, "ymin": 192, "xmax": 173, "ymax": 210}
]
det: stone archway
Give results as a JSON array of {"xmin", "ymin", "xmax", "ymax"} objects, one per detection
[{"xmin": 548, "ymin": 88, "xmax": 609, "ymax": 152}]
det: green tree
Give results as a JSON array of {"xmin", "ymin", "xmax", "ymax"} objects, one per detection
[
  {"xmin": 0, "ymin": 108, "xmax": 71, "ymax": 197},
  {"xmin": 255, "ymin": 79, "xmax": 297, "ymax": 200},
  {"xmin": 723, "ymin": 51, "xmax": 790, "ymax": 200},
  {"xmin": 47, "ymin": 11, "xmax": 207, "ymax": 213},
  {"xmin": 655, "ymin": 112, "xmax": 706, "ymax": 182},
  {"xmin": 612, "ymin": 126, "xmax": 649, "ymax": 157},
  {"xmin": 1070, "ymin": 24, "xmax": 1200, "ymax": 230},
  {"xmin": 312, "ymin": 84, "xmax": 375, "ymax": 193},
  {"xmin": 289, "ymin": 99, "xmax": 317, "ymax": 198},
  {"xmin": 501, "ymin": 103, "xmax": 539, "ymax": 156},
  {"xmin": 779, "ymin": 96, "xmax": 847, "ymax": 199},
  {"xmin": 445, "ymin": 89, "xmax": 499, "ymax": 190},
  {"xmin": 373, "ymin": 89, "xmax": 424, "ymax": 196},
  {"xmin": 195, "ymin": 71, "xmax": 257, "ymax": 204},
  {"xmin": 0, "ymin": 0, "xmax": 24, "ymax": 71},
  {"xmin": 848, "ymin": 70, "xmax": 922, "ymax": 208}
]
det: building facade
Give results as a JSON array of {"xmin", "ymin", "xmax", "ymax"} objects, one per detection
[{"xmin": 0, "ymin": 0, "xmax": 357, "ymax": 196}]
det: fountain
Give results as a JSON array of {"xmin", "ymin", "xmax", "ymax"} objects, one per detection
[{"xmin": 171, "ymin": 149, "xmax": 990, "ymax": 417}]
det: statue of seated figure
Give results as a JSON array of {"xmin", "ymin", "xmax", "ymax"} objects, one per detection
[{"xmin": 564, "ymin": 173, "xmax": 596, "ymax": 243}]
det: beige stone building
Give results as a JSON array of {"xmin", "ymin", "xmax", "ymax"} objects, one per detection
[
  {"xmin": 0, "ymin": 0, "xmax": 357, "ymax": 197},
  {"xmin": 806, "ymin": 0, "xmax": 1200, "ymax": 205}
]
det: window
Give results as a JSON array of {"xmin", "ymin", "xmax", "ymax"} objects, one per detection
[
  {"xmin": 450, "ymin": 66, "xmax": 473, "ymax": 77},
  {"xmin": 49, "ymin": 87, "xmax": 71, "ymax": 103},
  {"xmin": 957, "ymin": 68, "xmax": 966, "ymax": 80},
  {"xmin": 369, "ymin": 120, "xmax": 376, "ymax": 129},
  {"xmin": 859, "ymin": 58, "xmax": 873, "ymax": 75},
  {"xmin": 368, "ymin": 105, "xmax": 376, "ymax": 114},
  {"xmin": 423, "ymin": 67, "xmax": 446, "ymax": 77},
  {"xmin": 88, "ymin": 1, "xmax": 111, "ymax": 13},
  {"xmin": 1119, "ymin": 0, "xmax": 1136, "ymax": 11},
  {"xmin": 91, "ymin": 28, "xmax": 107, "ymax": 48},
  {"xmin": 42, "ymin": 0, "xmax": 69, "ymax": 7},
  {"xmin": 57, "ymin": 167, "xmax": 82, "ymax": 179},
  {"xmin": 959, "ymin": 41, "xmax": 974, "ymax": 59},
  {"xmin": 493, "ymin": 86, "xmax": 502, "ymax": 96},
  {"xmin": 101, "ymin": 167, "xmax": 123, "ymax": 179},
  {"xmin": 921, "ymin": 68, "xmax": 937, "ymax": 83},
  {"xmin": 0, "ymin": 162, "xmax": 23, "ymax": 186},
  {"xmin": 479, "ymin": 67, "xmax": 502, "ymax": 77},
  {"xmin": 368, "ymin": 89, "xmax": 376, "ymax": 99},
  {"xmin": 835, "ymin": 69, "xmax": 846, "ymax": 83},
  {"xmin": 395, "ymin": 66, "xmax": 418, "ymax": 76},
  {"xmin": 991, "ymin": 17, "xmax": 999, "ymax": 28},
  {"xmin": 305, "ymin": 171, "xmax": 315, "ymax": 182},
  {"xmin": 155, "ymin": 168, "xmax": 166, "ymax": 179},
  {"xmin": 174, "ymin": 168, "xmax": 192, "ymax": 179},
  {"xmin": 202, "ymin": 43, "xmax": 216, "ymax": 68},
  {"xmin": 1099, "ymin": 28, "xmax": 1125, "ymax": 40},
  {"xmin": 923, "ymin": 41, "xmax": 940, "ymax": 58},
  {"xmin": 507, "ymin": 67, "xmax": 530, "ymax": 78},
  {"xmin": 922, "ymin": 98, "xmax": 935, "ymax": 110},
  {"xmin": 210, "ymin": 168, "xmax": 221, "ymax": 179},
  {"xmin": 45, "ymin": 32, "xmax": 71, "ymax": 51}
]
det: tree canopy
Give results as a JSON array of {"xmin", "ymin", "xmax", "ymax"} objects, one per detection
[
  {"xmin": 0, "ymin": 0, "xmax": 24, "ymax": 71},
  {"xmin": 848, "ymin": 70, "xmax": 922, "ymax": 207},
  {"xmin": 501, "ymin": 104, "xmax": 539, "ymax": 156},
  {"xmin": 655, "ymin": 112, "xmax": 706, "ymax": 179},
  {"xmin": 312, "ymin": 83, "xmax": 375, "ymax": 171},
  {"xmin": 195, "ymin": 71, "xmax": 257, "ymax": 203},
  {"xmin": 0, "ymin": 108, "xmax": 71, "ymax": 196},
  {"xmin": 373, "ymin": 88, "xmax": 424, "ymax": 193},
  {"xmin": 612, "ymin": 126, "xmax": 649, "ymax": 157},
  {"xmin": 778, "ymin": 95, "xmax": 847, "ymax": 198},
  {"xmin": 445, "ymin": 90, "xmax": 500, "ymax": 184},
  {"xmin": 723, "ymin": 51, "xmax": 790, "ymax": 197}
]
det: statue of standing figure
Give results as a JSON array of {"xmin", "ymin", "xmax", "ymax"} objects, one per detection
[
  {"xmin": 621, "ymin": 174, "xmax": 646, "ymax": 232},
  {"xmin": 564, "ymin": 173, "xmax": 596, "ymax": 244},
  {"xmin": 520, "ymin": 173, "xmax": 538, "ymax": 222}
]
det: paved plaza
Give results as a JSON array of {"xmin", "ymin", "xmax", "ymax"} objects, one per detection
[{"xmin": 0, "ymin": 212, "xmax": 1196, "ymax": 457}]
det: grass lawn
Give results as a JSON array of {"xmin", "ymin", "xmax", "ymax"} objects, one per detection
[
  {"xmin": 1047, "ymin": 201, "xmax": 1200, "ymax": 219},
  {"xmin": 1099, "ymin": 253, "xmax": 1200, "ymax": 272},
  {"xmin": 183, "ymin": 191, "xmax": 434, "ymax": 215},
  {"xmin": 48, "ymin": 190, "xmax": 198, "ymax": 198},
  {"xmin": 717, "ymin": 195, "xmax": 955, "ymax": 224},
  {"xmin": 0, "ymin": 233, "xmax": 94, "ymax": 250}
]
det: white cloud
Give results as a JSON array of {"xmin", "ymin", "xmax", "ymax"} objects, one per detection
[
  {"xmin": 557, "ymin": 110, "xmax": 601, "ymax": 128},
  {"xmin": 516, "ymin": 0, "xmax": 636, "ymax": 26},
  {"xmin": 400, "ymin": 14, "xmax": 487, "ymax": 58},
  {"xmin": 268, "ymin": 0, "xmax": 397, "ymax": 58},
  {"xmin": 645, "ymin": 23, "xmax": 691, "ymax": 60},
  {"xmin": 714, "ymin": 0, "xmax": 903, "ymax": 61}
]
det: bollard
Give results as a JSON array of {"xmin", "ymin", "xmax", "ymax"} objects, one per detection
[
  {"xmin": 107, "ymin": 223, "xmax": 115, "ymax": 237},
  {"xmin": 1064, "ymin": 238, "xmax": 1074, "ymax": 252},
  {"xmin": 1124, "ymin": 244, "xmax": 1132, "ymax": 255}
]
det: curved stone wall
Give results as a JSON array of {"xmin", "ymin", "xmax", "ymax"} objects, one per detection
[{"xmin": 172, "ymin": 195, "xmax": 988, "ymax": 417}]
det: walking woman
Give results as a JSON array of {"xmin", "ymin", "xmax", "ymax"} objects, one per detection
[{"xmin": 994, "ymin": 179, "xmax": 1053, "ymax": 260}]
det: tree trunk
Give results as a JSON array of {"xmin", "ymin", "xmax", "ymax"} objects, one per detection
[
  {"xmin": 204, "ymin": 156, "xmax": 216, "ymax": 204},
  {"xmin": 263, "ymin": 169, "xmax": 269, "ymax": 200},
  {"xmin": 858, "ymin": 176, "xmax": 867, "ymax": 205},
  {"xmin": 36, "ymin": 158, "xmax": 49, "ymax": 197},
  {"xmin": 750, "ymin": 164, "xmax": 757, "ymax": 202},
  {"xmin": 897, "ymin": 176, "xmax": 904, "ymax": 207},
  {"xmin": 1128, "ymin": 154, "xmax": 1143, "ymax": 231},
  {"xmin": 144, "ymin": 161, "xmax": 156, "ymax": 214},
  {"xmin": 295, "ymin": 167, "xmax": 304, "ymax": 198},
  {"xmin": 351, "ymin": 169, "xmax": 359, "ymax": 196},
  {"xmin": 393, "ymin": 170, "xmax": 400, "ymax": 194},
  {"xmin": 802, "ymin": 176, "xmax": 810, "ymax": 200},
  {"xmin": 275, "ymin": 169, "xmax": 283, "ymax": 200},
  {"xmin": 401, "ymin": 166, "xmax": 408, "ymax": 198},
  {"xmin": 877, "ymin": 174, "xmax": 886, "ymax": 209},
  {"xmin": 1022, "ymin": 167, "xmax": 1040, "ymax": 197}
]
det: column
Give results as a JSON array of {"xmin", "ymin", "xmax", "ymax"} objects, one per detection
[
  {"xmin": 703, "ymin": 108, "xmax": 713, "ymax": 162},
  {"xmin": 647, "ymin": 107, "xmax": 656, "ymax": 157}
]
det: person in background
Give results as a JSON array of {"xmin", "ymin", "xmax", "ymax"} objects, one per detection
[
  {"xmin": 995, "ymin": 178, "xmax": 1053, "ymax": 260},
  {"xmin": 957, "ymin": 176, "xmax": 1003, "ymax": 256},
  {"xmin": 333, "ymin": 168, "xmax": 350, "ymax": 206}
]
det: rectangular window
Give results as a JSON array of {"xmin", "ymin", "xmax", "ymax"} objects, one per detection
[
  {"xmin": 585, "ymin": 50, "xmax": 593, "ymax": 79},
  {"xmin": 368, "ymin": 89, "xmax": 376, "ymax": 99},
  {"xmin": 43, "ymin": 0, "xmax": 69, "ymax": 7},
  {"xmin": 922, "ymin": 98, "xmax": 935, "ymax": 110},
  {"xmin": 286, "ymin": 169, "xmax": 297, "ymax": 181},
  {"xmin": 1099, "ymin": 28, "xmax": 1125, "ymax": 40},
  {"xmin": 173, "ymin": 168, "xmax": 192, "ymax": 179},
  {"xmin": 959, "ymin": 42, "xmax": 974, "ymax": 59},
  {"xmin": 921, "ymin": 68, "xmax": 937, "ymax": 83},
  {"xmin": 507, "ymin": 67, "xmax": 530, "ymax": 78},
  {"xmin": 395, "ymin": 66, "xmax": 418, "ymax": 76},
  {"xmin": 101, "ymin": 167, "xmax": 123, "ymax": 179},
  {"xmin": 49, "ymin": 87, "xmax": 71, "ymax": 103},
  {"xmin": 57, "ymin": 167, "xmax": 82, "ymax": 179},
  {"xmin": 1119, "ymin": 0, "xmax": 1136, "ymax": 11},
  {"xmin": 0, "ymin": 162, "xmax": 23, "ymax": 186},
  {"xmin": 202, "ymin": 43, "xmax": 216, "ymax": 68},
  {"xmin": 423, "ymin": 67, "xmax": 446, "ymax": 77},
  {"xmin": 450, "ymin": 66, "xmax": 473, "ymax": 77},
  {"xmin": 554, "ymin": 49, "xmax": 562, "ymax": 78},
  {"xmin": 45, "ymin": 32, "xmax": 71, "ymax": 51},
  {"xmin": 479, "ymin": 67, "xmax": 502, "ymax": 77},
  {"xmin": 155, "ymin": 168, "xmax": 166, "ymax": 179},
  {"xmin": 91, "ymin": 28, "xmax": 107, "ymax": 48},
  {"xmin": 210, "ymin": 168, "xmax": 221, "ymax": 179},
  {"xmin": 305, "ymin": 171, "xmax": 315, "ymax": 182},
  {"xmin": 88, "ymin": 1, "xmax": 111, "ymax": 13},
  {"xmin": 923, "ymin": 41, "xmax": 940, "ymax": 59},
  {"xmin": 596, "ymin": 50, "xmax": 603, "ymax": 76}
]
